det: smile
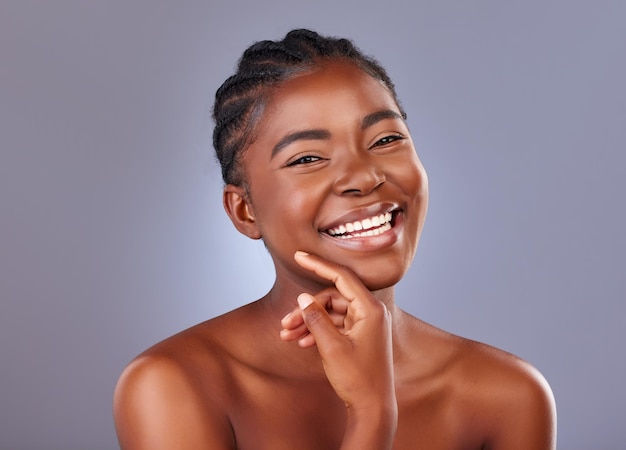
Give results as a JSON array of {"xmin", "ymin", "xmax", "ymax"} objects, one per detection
[{"xmin": 326, "ymin": 212, "xmax": 393, "ymax": 239}]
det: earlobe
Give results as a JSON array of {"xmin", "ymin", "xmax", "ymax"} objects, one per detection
[{"xmin": 223, "ymin": 184, "xmax": 262, "ymax": 240}]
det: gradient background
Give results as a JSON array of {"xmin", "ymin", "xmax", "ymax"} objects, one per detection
[{"xmin": 1, "ymin": 1, "xmax": 624, "ymax": 448}]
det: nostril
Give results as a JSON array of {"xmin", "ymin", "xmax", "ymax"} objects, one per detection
[{"xmin": 334, "ymin": 166, "xmax": 386, "ymax": 196}]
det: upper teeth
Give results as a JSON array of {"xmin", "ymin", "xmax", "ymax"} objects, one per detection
[{"xmin": 327, "ymin": 212, "xmax": 393, "ymax": 237}]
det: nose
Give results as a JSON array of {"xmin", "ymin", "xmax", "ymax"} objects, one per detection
[{"xmin": 332, "ymin": 152, "xmax": 386, "ymax": 196}]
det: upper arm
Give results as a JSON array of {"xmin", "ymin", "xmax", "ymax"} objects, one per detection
[
  {"xmin": 113, "ymin": 355, "xmax": 235, "ymax": 450},
  {"xmin": 489, "ymin": 361, "xmax": 557, "ymax": 449}
]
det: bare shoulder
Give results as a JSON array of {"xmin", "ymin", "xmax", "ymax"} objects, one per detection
[
  {"xmin": 113, "ymin": 306, "xmax": 255, "ymax": 449},
  {"xmin": 447, "ymin": 330, "xmax": 557, "ymax": 449},
  {"xmin": 397, "ymin": 315, "xmax": 556, "ymax": 449}
]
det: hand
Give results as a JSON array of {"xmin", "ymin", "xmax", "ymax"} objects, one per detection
[
  {"xmin": 280, "ymin": 251, "xmax": 397, "ymax": 413},
  {"xmin": 280, "ymin": 285, "xmax": 349, "ymax": 347}
]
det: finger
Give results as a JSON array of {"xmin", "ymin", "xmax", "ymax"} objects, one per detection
[
  {"xmin": 282, "ymin": 305, "xmax": 345, "ymax": 341},
  {"xmin": 297, "ymin": 332, "xmax": 317, "ymax": 348},
  {"xmin": 313, "ymin": 287, "xmax": 349, "ymax": 328},
  {"xmin": 279, "ymin": 322, "xmax": 309, "ymax": 342},
  {"xmin": 328, "ymin": 311, "xmax": 346, "ymax": 329},
  {"xmin": 280, "ymin": 307, "xmax": 305, "ymax": 330},
  {"xmin": 328, "ymin": 296, "xmax": 349, "ymax": 315},
  {"xmin": 283, "ymin": 286, "xmax": 348, "ymax": 326},
  {"xmin": 296, "ymin": 293, "xmax": 345, "ymax": 354},
  {"xmin": 294, "ymin": 251, "xmax": 377, "ymax": 315}
]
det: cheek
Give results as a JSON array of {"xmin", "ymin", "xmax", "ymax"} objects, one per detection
[
  {"xmin": 392, "ymin": 156, "xmax": 429, "ymax": 244},
  {"xmin": 252, "ymin": 176, "xmax": 326, "ymax": 239},
  {"xmin": 392, "ymin": 153, "xmax": 429, "ymax": 200},
  {"xmin": 414, "ymin": 163, "xmax": 429, "ymax": 201}
]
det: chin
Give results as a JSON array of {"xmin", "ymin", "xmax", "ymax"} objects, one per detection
[{"xmin": 351, "ymin": 263, "xmax": 407, "ymax": 292}]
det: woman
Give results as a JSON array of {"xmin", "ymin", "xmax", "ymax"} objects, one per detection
[{"xmin": 114, "ymin": 29, "xmax": 556, "ymax": 449}]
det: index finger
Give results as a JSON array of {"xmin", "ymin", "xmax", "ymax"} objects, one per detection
[{"xmin": 293, "ymin": 251, "xmax": 374, "ymax": 306}]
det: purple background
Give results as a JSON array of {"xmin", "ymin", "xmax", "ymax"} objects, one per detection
[{"xmin": 1, "ymin": 1, "xmax": 624, "ymax": 448}]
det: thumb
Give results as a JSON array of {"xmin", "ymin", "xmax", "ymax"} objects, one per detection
[{"xmin": 297, "ymin": 293, "xmax": 343, "ymax": 350}]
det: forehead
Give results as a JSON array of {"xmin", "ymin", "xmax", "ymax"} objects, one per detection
[{"xmin": 256, "ymin": 61, "xmax": 400, "ymax": 138}]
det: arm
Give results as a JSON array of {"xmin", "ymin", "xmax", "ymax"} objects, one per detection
[
  {"xmin": 113, "ymin": 355, "xmax": 235, "ymax": 450},
  {"xmin": 281, "ymin": 251, "xmax": 398, "ymax": 450}
]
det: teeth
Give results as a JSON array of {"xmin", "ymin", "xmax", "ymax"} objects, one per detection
[
  {"xmin": 326, "ymin": 212, "xmax": 394, "ymax": 237},
  {"xmin": 336, "ymin": 222, "xmax": 391, "ymax": 239}
]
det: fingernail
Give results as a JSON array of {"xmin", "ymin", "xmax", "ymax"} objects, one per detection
[
  {"xmin": 294, "ymin": 250, "xmax": 310, "ymax": 258},
  {"xmin": 281, "ymin": 311, "xmax": 291, "ymax": 322},
  {"xmin": 297, "ymin": 293, "xmax": 313, "ymax": 309}
]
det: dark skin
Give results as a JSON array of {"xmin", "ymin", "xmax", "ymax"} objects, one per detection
[{"xmin": 114, "ymin": 61, "xmax": 556, "ymax": 449}]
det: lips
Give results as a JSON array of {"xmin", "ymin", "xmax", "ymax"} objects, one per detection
[{"xmin": 320, "ymin": 201, "xmax": 401, "ymax": 240}]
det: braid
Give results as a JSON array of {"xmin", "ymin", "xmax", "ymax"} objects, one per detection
[{"xmin": 212, "ymin": 29, "xmax": 405, "ymax": 185}]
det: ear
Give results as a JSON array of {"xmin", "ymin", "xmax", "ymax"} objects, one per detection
[{"xmin": 223, "ymin": 184, "xmax": 262, "ymax": 240}]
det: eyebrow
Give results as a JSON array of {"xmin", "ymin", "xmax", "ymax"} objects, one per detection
[
  {"xmin": 270, "ymin": 109, "xmax": 404, "ymax": 157},
  {"xmin": 271, "ymin": 129, "xmax": 331, "ymax": 157},
  {"xmin": 360, "ymin": 110, "xmax": 404, "ymax": 130}
]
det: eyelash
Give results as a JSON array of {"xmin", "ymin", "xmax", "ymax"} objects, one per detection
[
  {"xmin": 287, "ymin": 155, "xmax": 323, "ymax": 166},
  {"xmin": 370, "ymin": 134, "xmax": 405, "ymax": 148},
  {"xmin": 286, "ymin": 134, "xmax": 405, "ymax": 166}
]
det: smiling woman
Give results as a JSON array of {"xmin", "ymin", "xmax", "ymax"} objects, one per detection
[{"xmin": 113, "ymin": 29, "xmax": 556, "ymax": 450}]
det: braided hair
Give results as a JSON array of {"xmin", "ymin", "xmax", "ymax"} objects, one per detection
[{"xmin": 212, "ymin": 28, "xmax": 405, "ymax": 186}]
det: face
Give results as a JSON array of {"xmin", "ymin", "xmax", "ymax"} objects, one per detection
[{"xmin": 228, "ymin": 60, "xmax": 428, "ymax": 292}]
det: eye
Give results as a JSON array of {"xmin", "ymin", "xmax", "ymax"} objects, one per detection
[
  {"xmin": 286, "ymin": 155, "xmax": 323, "ymax": 166},
  {"xmin": 370, "ymin": 134, "xmax": 405, "ymax": 149}
]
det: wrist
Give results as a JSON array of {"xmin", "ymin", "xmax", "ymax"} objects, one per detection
[{"xmin": 341, "ymin": 400, "xmax": 398, "ymax": 450}]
